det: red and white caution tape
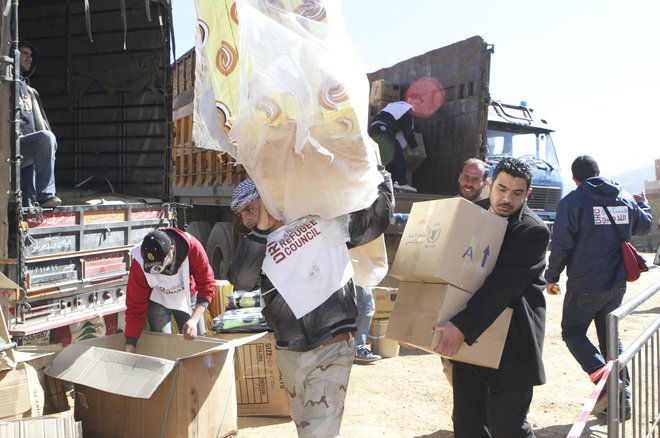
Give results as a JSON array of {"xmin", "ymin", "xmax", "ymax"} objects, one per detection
[{"xmin": 566, "ymin": 360, "xmax": 615, "ymax": 438}]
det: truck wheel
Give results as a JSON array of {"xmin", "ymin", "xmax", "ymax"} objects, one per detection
[
  {"xmin": 185, "ymin": 221, "xmax": 212, "ymax": 248},
  {"xmin": 206, "ymin": 222, "xmax": 234, "ymax": 280}
]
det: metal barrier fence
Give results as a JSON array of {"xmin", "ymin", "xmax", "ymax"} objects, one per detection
[{"xmin": 607, "ymin": 279, "xmax": 660, "ymax": 437}]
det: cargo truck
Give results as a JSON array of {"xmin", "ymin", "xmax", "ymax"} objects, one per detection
[
  {"xmin": 367, "ymin": 36, "xmax": 563, "ymax": 224},
  {"xmin": 0, "ymin": 0, "xmax": 181, "ymax": 344}
]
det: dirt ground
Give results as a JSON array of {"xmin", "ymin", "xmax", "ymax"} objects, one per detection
[{"xmin": 237, "ymin": 253, "xmax": 660, "ymax": 438}]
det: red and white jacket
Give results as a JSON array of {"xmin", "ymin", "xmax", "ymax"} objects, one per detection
[{"xmin": 124, "ymin": 228, "xmax": 216, "ymax": 341}]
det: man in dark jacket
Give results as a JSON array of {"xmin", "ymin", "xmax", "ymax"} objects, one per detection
[
  {"xmin": 434, "ymin": 157, "xmax": 550, "ymax": 438},
  {"xmin": 545, "ymin": 155, "xmax": 652, "ymax": 416},
  {"xmin": 368, "ymin": 101, "xmax": 418, "ymax": 192},
  {"xmin": 228, "ymin": 168, "xmax": 393, "ymax": 437},
  {"xmin": 17, "ymin": 40, "xmax": 61, "ymax": 207}
]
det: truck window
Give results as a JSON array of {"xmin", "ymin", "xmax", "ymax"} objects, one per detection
[{"xmin": 487, "ymin": 129, "xmax": 560, "ymax": 170}]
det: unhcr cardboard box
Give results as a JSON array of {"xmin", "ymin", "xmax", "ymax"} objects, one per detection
[
  {"xmin": 44, "ymin": 332, "xmax": 262, "ymax": 438},
  {"xmin": 387, "ymin": 282, "xmax": 512, "ymax": 369},
  {"xmin": 390, "ymin": 197, "xmax": 507, "ymax": 293},
  {"xmin": 214, "ymin": 332, "xmax": 290, "ymax": 417}
]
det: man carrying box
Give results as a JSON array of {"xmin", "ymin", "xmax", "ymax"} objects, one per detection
[{"xmin": 434, "ymin": 158, "xmax": 550, "ymax": 438}]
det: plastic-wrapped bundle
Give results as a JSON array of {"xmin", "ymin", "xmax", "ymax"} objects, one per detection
[
  {"xmin": 226, "ymin": 290, "xmax": 262, "ymax": 309},
  {"xmin": 212, "ymin": 307, "xmax": 269, "ymax": 333},
  {"xmin": 228, "ymin": 0, "xmax": 382, "ymax": 223}
]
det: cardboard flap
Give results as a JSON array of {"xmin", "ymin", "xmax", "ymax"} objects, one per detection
[
  {"xmin": 44, "ymin": 344, "xmax": 175, "ymax": 399},
  {"xmin": 186, "ymin": 332, "xmax": 267, "ymax": 359}
]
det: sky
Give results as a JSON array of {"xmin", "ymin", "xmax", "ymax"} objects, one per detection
[{"xmin": 171, "ymin": 0, "xmax": 659, "ymax": 191}]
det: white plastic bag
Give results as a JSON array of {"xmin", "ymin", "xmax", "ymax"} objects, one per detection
[
  {"xmin": 350, "ymin": 234, "xmax": 389, "ymax": 288},
  {"xmin": 229, "ymin": 0, "xmax": 382, "ymax": 223}
]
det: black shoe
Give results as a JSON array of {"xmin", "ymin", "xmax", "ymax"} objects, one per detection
[
  {"xmin": 593, "ymin": 380, "xmax": 626, "ymax": 417},
  {"xmin": 39, "ymin": 196, "xmax": 62, "ymax": 208},
  {"xmin": 600, "ymin": 402, "xmax": 632, "ymax": 421}
]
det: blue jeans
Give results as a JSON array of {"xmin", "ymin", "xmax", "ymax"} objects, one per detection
[
  {"xmin": 147, "ymin": 295, "xmax": 206, "ymax": 336},
  {"xmin": 20, "ymin": 130, "xmax": 58, "ymax": 207},
  {"xmin": 561, "ymin": 280, "xmax": 627, "ymax": 375},
  {"xmin": 355, "ymin": 286, "xmax": 375, "ymax": 350}
]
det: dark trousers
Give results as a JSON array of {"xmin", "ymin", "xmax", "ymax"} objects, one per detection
[
  {"xmin": 561, "ymin": 280, "xmax": 630, "ymax": 394},
  {"xmin": 452, "ymin": 361, "xmax": 535, "ymax": 438}
]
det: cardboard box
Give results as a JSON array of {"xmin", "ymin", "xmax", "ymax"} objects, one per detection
[
  {"xmin": 44, "ymin": 332, "xmax": 262, "ymax": 438},
  {"xmin": 0, "ymin": 362, "xmax": 43, "ymax": 420},
  {"xmin": 213, "ymin": 332, "xmax": 290, "ymax": 417},
  {"xmin": 369, "ymin": 79, "xmax": 401, "ymax": 103},
  {"xmin": 402, "ymin": 133, "xmax": 427, "ymax": 172},
  {"xmin": 368, "ymin": 319, "xmax": 400, "ymax": 358},
  {"xmin": 372, "ymin": 287, "xmax": 397, "ymax": 320},
  {"xmin": 14, "ymin": 346, "xmax": 70, "ymax": 415},
  {"xmin": 390, "ymin": 197, "xmax": 507, "ymax": 293},
  {"xmin": 0, "ymin": 413, "xmax": 82, "ymax": 438},
  {"xmin": 387, "ymin": 282, "xmax": 512, "ymax": 369}
]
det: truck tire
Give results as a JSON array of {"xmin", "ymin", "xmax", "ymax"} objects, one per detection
[
  {"xmin": 185, "ymin": 221, "xmax": 212, "ymax": 248},
  {"xmin": 206, "ymin": 222, "xmax": 234, "ymax": 280}
]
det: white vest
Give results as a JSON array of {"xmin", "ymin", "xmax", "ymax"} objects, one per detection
[
  {"xmin": 131, "ymin": 245, "xmax": 192, "ymax": 315},
  {"xmin": 262, "ymin": 216, "xmax": 354, "ymax": 319}
]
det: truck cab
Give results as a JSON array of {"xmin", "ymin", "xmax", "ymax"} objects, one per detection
[{"xmin": 486, "ymin": 101, "xmax": 563, "ymax": 224}]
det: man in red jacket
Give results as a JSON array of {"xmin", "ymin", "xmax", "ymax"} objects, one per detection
[{"xmin": 124, "ymin": 228, "xmax": 216, "ymax": 352}]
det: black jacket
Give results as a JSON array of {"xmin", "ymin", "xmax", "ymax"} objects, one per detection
[
  {"xmin": 451, "ymin": 200, "xmax": 550, "ymax": 386},
  {"xmin": 228, "ymin": 168, "xmax": 394, "ymax": 352}
]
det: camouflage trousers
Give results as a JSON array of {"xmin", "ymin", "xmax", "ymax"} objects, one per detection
[{"xmin": 276, "ymin": 337, "xmax": 355, "ymax": 438}]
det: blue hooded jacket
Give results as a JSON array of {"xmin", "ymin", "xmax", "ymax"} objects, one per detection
[{"xmin": 545, "ymin": 176, "xmax": 652, "ymax": 292}]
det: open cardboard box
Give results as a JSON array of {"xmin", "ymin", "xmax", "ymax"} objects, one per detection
[{"xmin": 45, "ymin": 332, "xmax": 263, "ymax": 438}]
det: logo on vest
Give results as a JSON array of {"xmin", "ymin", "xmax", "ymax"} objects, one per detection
[{"xmin": 267, "ymin": 219, "xmax": 322, "ymax": 264}]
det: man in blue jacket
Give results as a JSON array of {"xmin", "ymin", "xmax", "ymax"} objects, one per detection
[{"xmin": 545, "ymin": 155, "xmax": 652, "ymax": 417}]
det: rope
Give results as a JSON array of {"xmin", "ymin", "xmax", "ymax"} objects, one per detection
[{"xmin": 566, "ymin": 360, "xmax": 615, "ymax": 438}]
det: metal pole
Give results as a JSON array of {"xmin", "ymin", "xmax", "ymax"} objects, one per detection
[{"xmin": 607, "ymin": 310, "xmax": 621, "ymax": 436}]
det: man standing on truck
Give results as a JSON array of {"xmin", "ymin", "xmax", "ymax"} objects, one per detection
[
  {"xmin": 228, "ymin": 169, "xmax": 393, "ymax": 438},
  {"xmin": 17, "ymin": 40, "xmax": 61, "ymax": 208},
  {"xmin": 544, "ymin": 155, "xmax": 652, "ymax": 417},
  {"xmin": 434, "ymin": 157, "xmax": 550, "ymax": 438},
  {"xmin": 368, "ymin": 101, "xmax": 418, "ymax": 193},
  {"xmin": 124, "ymin": 228, "xmax": 216, "ymax": 352}
]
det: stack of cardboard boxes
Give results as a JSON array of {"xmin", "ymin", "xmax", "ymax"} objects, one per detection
[
  {"xmin": 208, "ymin": 282, "xmax": 290, "ymax": 418},
  {"xmin": 386, "ymin": 197, "xmax": 512, "ymax": 369}
]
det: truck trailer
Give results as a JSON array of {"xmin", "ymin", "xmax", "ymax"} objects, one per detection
[{"xmin": 0, "ymin": 0, "xmax": 178, "ymax": 343}]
